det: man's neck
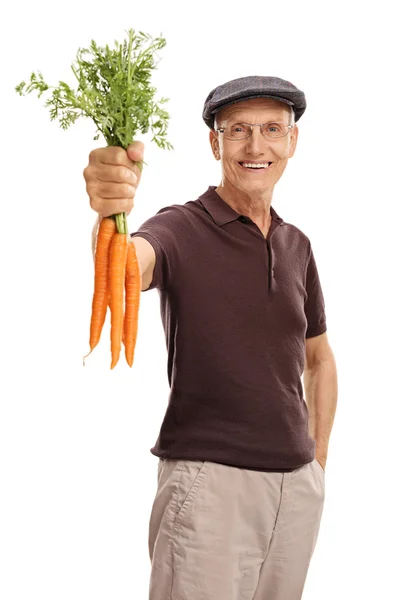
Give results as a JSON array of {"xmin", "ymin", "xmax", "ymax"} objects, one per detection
[{"xmin": 215, "ymin": 184, "xmax": 273, "ymax": 237}]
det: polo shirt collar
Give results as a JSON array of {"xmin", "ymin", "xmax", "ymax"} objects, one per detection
[{"xmin": 198, "ymin": 186, "xmax": 284, "ymax": 227}]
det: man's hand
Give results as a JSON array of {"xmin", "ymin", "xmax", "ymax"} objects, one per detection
[
  {"xmin": 83, "ymin": 141, "xmax": 145, "ymax": 217},
  {"xmin": 316, "ymin": 456, "xmax": 326, "ymax": 472}
]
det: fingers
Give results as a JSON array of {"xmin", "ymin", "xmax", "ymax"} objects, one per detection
[
  {"xmin": 91, "ymin": 141, "xmax": 144, "ymax": 169},
  {"xmin": 84, "ymin": 143, "xmax": 145, "ymax": 218},
  {"xmin": 94, "ymin": 164, "xmax": 138, "ymax": 187}
]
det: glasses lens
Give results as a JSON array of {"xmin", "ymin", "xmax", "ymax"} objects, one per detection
[
  {"xmin": 261, "ymin": 122, "xmax": 289, "ymax": 138},
  {"xmin": 225, "ymin": 123, "xmax": 252, "ymax": 140}
]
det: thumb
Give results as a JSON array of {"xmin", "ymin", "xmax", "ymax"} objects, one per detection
[{"xmin": 127, "ymin": 140, "xmax": 145, "ymax": 164}]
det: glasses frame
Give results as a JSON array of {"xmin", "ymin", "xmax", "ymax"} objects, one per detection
[{"xmin": 216, "ymin": 121, "xmax": 294, "ymax": 140}]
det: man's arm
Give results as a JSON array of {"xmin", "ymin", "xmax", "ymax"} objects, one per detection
[{"xmin": 304, "ymin": 332, "xmax": 338, "ymax": 471}]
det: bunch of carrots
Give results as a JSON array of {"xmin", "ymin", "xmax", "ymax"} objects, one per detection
[
  {"xmin": 15, "ymin": 29, "xmax": 172, "ymax": 369},
  {"xmin": 84, "ymin": 214, "xmax": 141, "ymax": 368}
]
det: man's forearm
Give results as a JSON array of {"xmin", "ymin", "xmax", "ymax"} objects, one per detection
[{"xmin": 304, "ymin": 357, "xmax": 338, "ymax": 468}]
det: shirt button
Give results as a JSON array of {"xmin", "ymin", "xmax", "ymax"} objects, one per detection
[{"xmin": 238, "ymin": 216, "xmax": 247, "ymax": 223}]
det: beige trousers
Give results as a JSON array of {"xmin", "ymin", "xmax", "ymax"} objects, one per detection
[{"xmin": 148, "ymin": 457, "xmax": 325, "ymax": 600}]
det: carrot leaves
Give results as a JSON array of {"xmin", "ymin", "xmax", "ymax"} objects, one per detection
[{"xmin": 15, "ymin": 29, "xmax": 173, "ymax": 153}]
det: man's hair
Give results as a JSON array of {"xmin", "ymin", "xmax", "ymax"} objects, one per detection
[{"xmin": 214, "ymin": 104, "xmax": 295, "ymax": 131}]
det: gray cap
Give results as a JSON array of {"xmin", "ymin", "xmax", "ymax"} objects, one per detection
[{"xmin": 202, "ymin": 75, "xmax": 306, "ymax": 129}]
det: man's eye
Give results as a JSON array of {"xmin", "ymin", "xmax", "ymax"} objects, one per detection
[{"xmin": 266, "ymin": 123, "xmax": 283, "ymax": 133}]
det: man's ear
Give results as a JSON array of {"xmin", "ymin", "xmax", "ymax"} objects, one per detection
[
  {"xmin": 209, "ymin": 130, "xmax": 220, "ymax": 160},
  {"xmin": 288, "ymin": 124, "xmax": 299, "ymax": 158}
]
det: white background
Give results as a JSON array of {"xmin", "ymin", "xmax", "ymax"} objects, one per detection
[{"xmin": 1, "ymin": 1, "xmax": 399, "ymax": 598}]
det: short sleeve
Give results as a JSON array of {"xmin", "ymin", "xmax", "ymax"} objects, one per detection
[
  {"xmin": 130, "ymin": 205, "xmax": 183, "ymax": 291},
  {"xmin": 304, "ymin": 241, "xmax": 327, "ymax": 338}
]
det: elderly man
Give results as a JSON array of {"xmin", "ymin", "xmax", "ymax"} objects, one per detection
[{"xmin": 84, "ymin": 75, "xmax": 338, "ymax": 600}]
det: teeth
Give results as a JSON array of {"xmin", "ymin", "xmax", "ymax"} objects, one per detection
[{"xmin": 241, "ymin": 163, "xmax": 269, "ymax": 169}]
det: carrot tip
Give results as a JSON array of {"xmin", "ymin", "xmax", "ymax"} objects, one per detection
[
  {"xmin": 124, "ymin": 351, "xmax": 133, "ymax": 367},
  {"xmin": 83, "ymin": 349, "xmax": 93, "ymax": 366}
]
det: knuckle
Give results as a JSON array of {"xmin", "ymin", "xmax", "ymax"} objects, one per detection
[
  {"xmin": 89, "ymin": 195, "xmax": 101, "ymax": 212},
  {"xmin": 83, "ymin": 166, "xmax": 90, "ymax": 181},
  {"xmin": 86, "ymin": 179, "xmax": 97, "ymax": 196},
  {"xmin": 118, "ymin": 166, "xmax": 131, "ymax": 182},
  {"xmin": 88, "ymin": 149, "xmax": 98, "ymax": 163},
  {"xmin": 114, "ymin": 147, "xmax": 128, "ymax": 164},
  {"xmin": 119, "ymin": 199, "xmax": 130, "ymax": 211},
  {"xmin": 84, "ymin": 166, "xmax": 96, "ymax": 186},
  {"xmin": 122, "ymin": 183, "xmax": 134, "ymax": 197},
  {"xmin": 126, "ymin": 167, "xmax": 137, "ymax": 184}
]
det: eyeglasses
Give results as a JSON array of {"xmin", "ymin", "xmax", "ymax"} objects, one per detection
[{"xmin": 216, "ymin": 122, "xmax": 294, "ymax": 140}]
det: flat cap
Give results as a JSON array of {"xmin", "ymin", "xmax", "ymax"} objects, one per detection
[{"xmin": 202, "ymin": 75, "xmax": 306, "ymax": 129}]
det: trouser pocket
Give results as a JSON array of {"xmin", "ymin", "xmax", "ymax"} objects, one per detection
[
  {"xmin": 157, "ymin": 458, "xmax": 165, "ymax": 485},
  {"xmin": 172, "ymin": 460, "xmax": 209, "ymax": 525}
]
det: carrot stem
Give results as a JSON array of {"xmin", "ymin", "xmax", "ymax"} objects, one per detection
[{"xmin": 115, "ymin": 212, "xmax": 128, "ymax": 235}]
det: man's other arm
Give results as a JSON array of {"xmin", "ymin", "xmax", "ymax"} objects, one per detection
[{"xmin": 304, "ymin": 332, "xmax": 338, "ymax": 471}]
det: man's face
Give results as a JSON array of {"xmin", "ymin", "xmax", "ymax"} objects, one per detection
[{"xmin": 209, "ymin": 97, "xmax": 299, "ymax": 197}]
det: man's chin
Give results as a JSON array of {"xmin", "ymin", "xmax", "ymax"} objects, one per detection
[
  {"xmin": 239, "ymin": 180, "xmax": 272, "ymax": 194},
  {"xmin": 219, "ymin": 178, "xmax": 273, "ymax": 196}
]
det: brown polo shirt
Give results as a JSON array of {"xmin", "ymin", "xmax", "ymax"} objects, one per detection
[{"xmin": 130, "ymin": 186, "xmax": 327, "ymax": 472}]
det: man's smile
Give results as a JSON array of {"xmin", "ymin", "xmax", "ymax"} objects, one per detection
[{"xmin": 238, "ymin": 161, "xmax": 273, "ymax": 172}]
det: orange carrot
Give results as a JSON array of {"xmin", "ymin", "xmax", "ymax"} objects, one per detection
[
  {"xmin": 83, "ymin": 217, "xmax": 116, "ymax": 365},
  {"xmin": 109, "ymin": 232, "xmax": 128, "ymax": 369},
  {"xmin": 124, "ymin": 240, "xmax": 141, "ymax": 367}
]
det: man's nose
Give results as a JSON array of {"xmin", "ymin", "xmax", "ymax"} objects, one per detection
[{"xmin": 245, "ymin": 127, "xmax": 267, "ymax": 154}]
